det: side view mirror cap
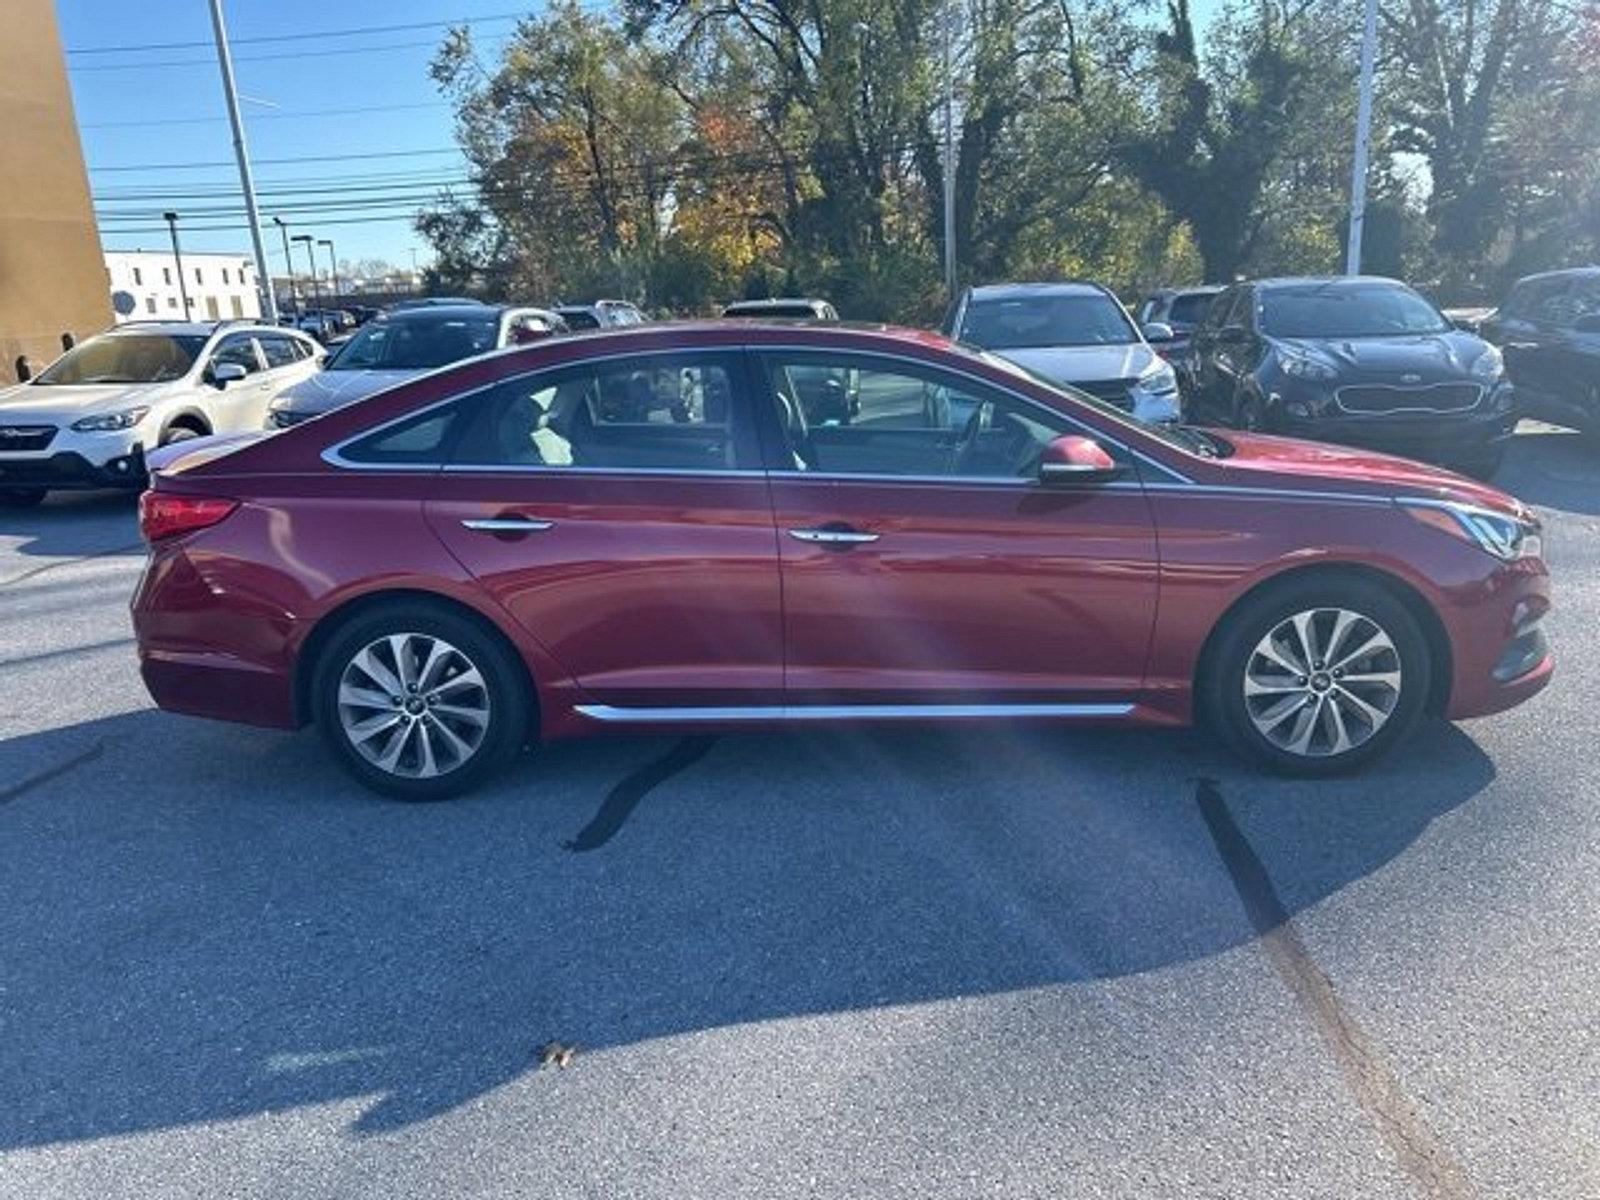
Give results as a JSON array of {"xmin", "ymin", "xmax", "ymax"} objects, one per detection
[
  {"xmin": 1039, "ymin": 434, "xmax": 1123, "ymax": 484},
  {"xmin": 209, "ymin": 361, "xmax": 249, "ymax": 387},
  {"xmin": 1142, "ymin": 322, "xmax": 1175, "ymax": 343}
]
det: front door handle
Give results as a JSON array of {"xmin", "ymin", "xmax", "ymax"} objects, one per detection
[
  {"xmin": 788, "ymin": 527, "xmax": 880, "ymax": 545},
  {"xmin": 461, "ymin": 516, "xmax": 555, "ymax": 534}
]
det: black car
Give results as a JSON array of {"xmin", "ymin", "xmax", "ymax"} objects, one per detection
[
  {"xmin": 1185, "ymin": 276, "xmax": 1517, "ymax": 476},
  {"xmin": 1478, "ymin": 267, "xmax": 1600, "ymax": 434}
]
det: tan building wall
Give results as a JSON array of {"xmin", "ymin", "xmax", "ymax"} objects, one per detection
[{"xmin": 0, "ymin": 0, "xmax": 111, "ymax": 381}]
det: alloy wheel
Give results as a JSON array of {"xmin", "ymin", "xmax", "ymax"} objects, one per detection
[
  {"xmin": 336, "ymin": 632, "xmax": 491, "ymax": 778},
  {"xmin": 1243, "ymin": 607, "xmax": 1402, "ymax": 758}
]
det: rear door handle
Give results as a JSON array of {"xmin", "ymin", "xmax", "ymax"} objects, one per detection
[
  {"xmin": 462, "ymin": 517, "xmax": 555, "ymax": 533},
  {"xmin": 788, "ymin": 527, "xmax": 880, "ymax": 545}
]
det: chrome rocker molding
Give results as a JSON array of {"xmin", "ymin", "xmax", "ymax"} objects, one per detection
[{"xmin": 574, "ymin": 701, "xmax": 1135, "ymax": 723}]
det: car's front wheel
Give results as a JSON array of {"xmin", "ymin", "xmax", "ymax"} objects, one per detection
[
  {"xmin": 1205, "ymin": 577, "xmax": 1431, "ymax": 775},
  {"xmin": 312, "ymin": 604, "xmax": 529, "ymax": 800}
]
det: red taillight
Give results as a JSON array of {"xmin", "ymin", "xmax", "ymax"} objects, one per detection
[{"xmin": 138, "ymin": 492, "xmax": 240, "ymax": 542}]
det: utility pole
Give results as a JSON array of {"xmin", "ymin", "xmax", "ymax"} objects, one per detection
[
  {"xmin": 1345, "ymin": 0, "xmax": 1378, "ymax": 275},
  {"xmin": 163, "ymin": 211, "xmax": 191, "ymax": 317},
  {"xmin": 941, "ymin": 0, "xmax": 957, "ymax": 295},
  {"xmin": 273, "ymin": 216, "xmax": 298, "ymax": 316},
  {"xmin": 318, "ymin": 238, "xmax": 339, "ymax": 308},
  {"xmin": 207, "ymin": 0, "xmax": 277, "ymax": 321}
]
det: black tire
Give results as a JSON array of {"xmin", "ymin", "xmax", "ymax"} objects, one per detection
[
  {"xmin": 311, "ymin": 602, "xmax": 530, "ymax": 801},
  {"xmin": 159, "ymin": 424, "xmax": 204, "ymax": 447},
  {"xmin": 0, "ymin": 488, "xmax": 47, "ymax": 508},
  {"xmin": 1202, "ymin": 575, "xmax": 1432, "ymax": 777}
]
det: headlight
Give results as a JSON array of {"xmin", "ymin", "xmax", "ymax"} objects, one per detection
[
  {"xmin": 1277, "ymin": 351, "xmax": 1338, "ymax": 381},
  {"xmin": 1469, "ymin": 345, "xmax": 1504, "ymax": 380},
  {"xmin": 71, "ymin": 407, "xmax": 149, "ymax": 432},
  {"xmin": 1135, "ymin": 360, "xmax": 1178, "ymax": 394},
  {"xmin": 1400, "ymin": 499, "xmax": 1541, "ymax": 561}
]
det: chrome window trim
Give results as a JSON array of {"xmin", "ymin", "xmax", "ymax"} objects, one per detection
[
  {"xmin": 321, "ymin": 341, "xmax": 1198, "ymax": 485},
  {"xmin": 574, "ymin": 701, "xmax": 1135, "ymax": 723}
]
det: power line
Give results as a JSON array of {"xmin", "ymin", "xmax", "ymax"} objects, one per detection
[
  {"xmin": 89, "ymin": 147, "xmax": 466, "ymax": 173},
  {"xmin": 66, "ymin": 12, "xmax": 525, "ymax": 55},
  {"xmin": 80, "ymin": 101, "xmax": 452, "ymax": 130},
  {"xmin": 69, "ymin": 36, "xmax": 486, "ymax": 72}
]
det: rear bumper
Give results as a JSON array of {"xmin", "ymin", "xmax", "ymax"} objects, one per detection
[{"xmin": 0, "ymin": 448, "xmax": 146, "ymax": 490}]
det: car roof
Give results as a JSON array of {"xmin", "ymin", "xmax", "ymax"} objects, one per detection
[
  {"xmin": 376, "ymin": 304, "xmax": 506, "ymax": 324},
  {"xmin": 1250, "ymin": 275, "xmax": 1409, "ymax": 290},
  {"xmin": 1509, "ymin": 266, "xmax": 1600, "ymax": 286},
  {"xmin": 723, "ymin": 297, "xmax": 831, "ymax": 310},
  {"xmin": 105, "ymin": 320, "xmax": 302, "ymax": 339},
  {"xmin": 966, "ymin": 281, "xmax": 1111, "ymax": 301}
]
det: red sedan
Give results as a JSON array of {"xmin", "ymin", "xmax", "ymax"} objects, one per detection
[{"xmin": 132, "ymin": 323, "xmax": 1552, "ymax": 799}]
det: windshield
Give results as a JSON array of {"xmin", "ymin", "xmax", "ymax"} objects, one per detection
[
  {"xmin": 558, "ymin": 310, "xmax": 601, "ymax": 330},
  {"xmin": 1261, "ymin": 284, "xmax": 1451, "ymax": 339},
  {"xmin": 975, "ymin": 349, "xmax": 1225, "ymax": 457},
  {"xmin": 961, "ymin": 294, "xmax": 1138, "ymax": 350},
  {"xmin": 33, "ymin": 333, "xmax": 206, "ymax": 386},
  {"xmin": 328, "ymin": 316, "xmax": 498, "ymax": 370}
]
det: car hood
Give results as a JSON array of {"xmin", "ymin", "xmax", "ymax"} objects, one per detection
[
  {"xmin": 0, "ymin": 380, "xmax": 175, "ymax": 423},
  {"xmin": 1275, "ymin": 330, "xmax": 1485, "ymax": 378},
  {"xmin": 272, "ymin": 369, "xmax": 418, "ymax": 415},
  {"xmin": 996, "ymin": 343, "xmax": 1157, "ymax": 385},
  {"xmin": 1208, "ymin": 429, "xmax": 1529, "ymax": 518}
]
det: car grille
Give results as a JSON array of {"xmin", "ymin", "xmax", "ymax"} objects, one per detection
[
  {"xmin": 1074, "ymin": 378, "xmax": 1136, "ymax": 409},
  {"xmin": 1335, "ymin": 383, "xmax": 1482, "ymax": 414},
  {"xmin": 0, "ymin": 424, "xmax": 57, "ymax": 451}
]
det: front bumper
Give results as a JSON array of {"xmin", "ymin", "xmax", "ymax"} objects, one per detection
[
  {"xmin": 0, "ymin": 447, "xmax": 147, "ymax": 490},
  {"xmin": 1275, "ymin": 405, "xmax": 1516, "ymax": 461},
  {"xmin": 1443, "ymin": 557, "xmax": 1553, "ymax": 720}
]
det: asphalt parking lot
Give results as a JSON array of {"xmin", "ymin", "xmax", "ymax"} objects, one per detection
[{"xmin": 3, "ymin": 426, "xmax": 1599, "ymax": 1199}]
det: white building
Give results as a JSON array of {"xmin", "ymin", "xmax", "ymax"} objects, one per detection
[{"xmin": 104, "ymin": 250, "xmax": 262, "ymax": 323}]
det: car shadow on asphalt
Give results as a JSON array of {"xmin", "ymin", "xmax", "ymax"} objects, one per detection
[
  {"xmin": 0, "ymin": 489, "xmax": 142, "ymax": 565},
  {"xmin": 0, "ymin": 708, "xmax": 1495, "ymax": 1149}
]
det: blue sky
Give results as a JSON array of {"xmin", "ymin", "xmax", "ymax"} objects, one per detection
[{"xmin": 61, "ymin": 0, "xmax": 1221, "ymax": 275}]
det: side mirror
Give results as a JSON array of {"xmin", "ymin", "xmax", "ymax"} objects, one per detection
[
  {"xmin": 1142, "ymin": 322, "xmax": 1175, "ymax": 343},
  {"xmin": 1217, "ymin": 325, "xmax": 1248, "ymax": 345},
  {"xmin": 210, "ymin": 361, "xmax": 248, "ymax": 388},
  {"xmin": 1039, "ymin": 434, "xmax": 1122, "ymax": 484}
]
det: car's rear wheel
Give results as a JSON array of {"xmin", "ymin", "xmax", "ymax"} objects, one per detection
[
  {"xmin": 312, "ymin": 605, "xmax": 528, "ymax": 800},
  {"xmin": 0, "ymin": 487, "xmax": 47, "ymax": 508},
  {"xmin": 1205, "ymin": 576, "xmax": 1431, "ymax": 776}
]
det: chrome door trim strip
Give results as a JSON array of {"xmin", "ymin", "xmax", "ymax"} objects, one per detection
[
  {"xmin": 1138, "ymin": 481, "xmax": 1395, "ymax": 505},
  {"xmin": 460, "ymin": 517, "xmax": 554, "ymax": 532},
  {"xmin": 573, "ymin": 701, "xmax": 1135, "ymax": 723}
]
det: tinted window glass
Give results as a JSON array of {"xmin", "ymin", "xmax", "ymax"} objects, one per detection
[
  {"xmin": 960, "ymin": 293, "xmax": 1138, "ymax": 349},
  {"xmin": 764, "ymin": 355, "xmax": 1070, "ymax": 479},
  {"xmin": 453, "ymin": 357, "xmax": 740, "ymax": 471},
  {"xmin": 340, "ymin": 403, "xmax": 466, "ymax": 465},
  {"xmin": 211, "ymin": 336, "xmax": 262, "ymax": 375},
  {"xmin": 33, "ymin": 333, "xmax": 206, "ymax": 385},
  {"xmin": 1168, "ymin": 292, "xmax": 1218, "ymax": 325},
  {"xmin": 259, "ymin": 335, "xmax": 299, "ymax": 368},
  {"xmin": 1260, "ymin": 283, "xmax": 1450, "ymax": 338},
  {"xmin": 330, "ymin": 315, "xmax": 498, "ymax": 370}
]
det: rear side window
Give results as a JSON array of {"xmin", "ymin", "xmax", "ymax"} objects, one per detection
[
  {"xmin": 1168, "ymin": 292, "xmax": 1216, "ymax": 325},
  {"xmin": 259, "ymin": 335, "xmax": 299, "ymax": 368},
  {"xmin": 338, "ymin": 403, "xmax": 467, "ymax": 466},
  {"xmin": 450, "ymin": 354, "xmax": 748, "ymax": 471}
]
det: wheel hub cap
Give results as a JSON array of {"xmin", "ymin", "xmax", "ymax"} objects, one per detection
[
  {"xmin": 337, "ymin": 632, "xmax": 491, "ymax": 778},
  {"xmin": 1243, "ymin": 607, "xmax": 1402, "ymax": 758}
]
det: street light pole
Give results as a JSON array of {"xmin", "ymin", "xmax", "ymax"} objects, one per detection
[
  {"xmin": 206, "ymin": 0, "xmax": 277, "ymax": 321},
  {"xmin": 292, "ymin": 234, "xmax": 322, "ymax": 317},
  {"xmin": 941, "ymin": 0, "xmax": 957, "ymax": 296},
  {"xmin": 1345, "ymin": 0, "xmax": 1378, "ymax": 275},
  {"xmin": 163, "ymin": 211, "xmax": 191, "ymax": 317},
  {"xmin": 273, "ymin": 216, "xmax": 298, "ymax": 316},
  {"xmin": 318, "ymin": 238, "xmax": 339, "ymax": 308}
]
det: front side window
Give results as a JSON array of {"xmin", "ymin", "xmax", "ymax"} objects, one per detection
[
  {"xmin": 1260, "ymin": 284, "xmax": 1451, "ymax": 339},
  {"xmin": 451, "ymin": 356, "xmax": 743, "ymax": 471},
  {"xmin": 33, "ymin": 333, "xmax": 206, "ymax": 386},
  {"xmin": 762, "ymin": 354, "xmax": 1072, "ymax": 480},
  {"xmin": 959, "ymin": 292, "xmax": 1139, "ymax": 350}
]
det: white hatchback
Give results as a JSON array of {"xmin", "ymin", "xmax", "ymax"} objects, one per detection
[{"xmin": 0, "ymin": 321, "xmax": 321, "ymax": 506}]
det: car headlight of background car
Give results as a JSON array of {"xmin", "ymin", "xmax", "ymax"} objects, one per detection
[
  {"xmin": 1469, "ymin": 344, "xmax": 1504, "ymax": 380},
  {"xmin": 1134, "ymin": 358, "xmax": 1178, "ymax": 396},
  {"xmin": 1401, "ymin": 498, "xmax": 1542, "ymax": 561},
  {"xmin": 70, "ymin": 407, "xmax": 150, "ymax": 432},
  {"xmin": 1276, "ymin": 349, "xmax": 1339, "ymax": 381}
]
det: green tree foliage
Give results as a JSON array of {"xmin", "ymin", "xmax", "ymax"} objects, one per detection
[{"xmin": 417, "ymin": 0, "xmax": 1600, "ymax": 315}]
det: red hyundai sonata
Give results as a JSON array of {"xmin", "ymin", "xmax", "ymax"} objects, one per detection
[{"xmin": 131, "ymin": 323, "xmax": 1552, "ymax": 799}]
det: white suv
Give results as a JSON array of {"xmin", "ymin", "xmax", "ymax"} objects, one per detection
[{"xmin": 0, "ymin": 321, "xmax": 321, "ymax": 506}]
